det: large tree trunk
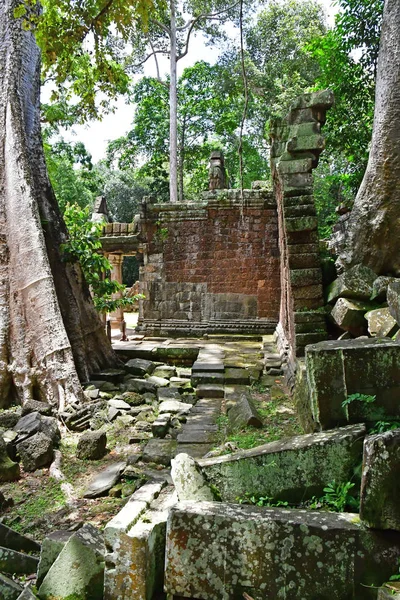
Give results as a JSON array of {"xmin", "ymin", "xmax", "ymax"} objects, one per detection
[
  {"xmin": 0, "ymin": 0, "xmax": 118, "ymax": 409},
  {"xmin": 337, "ymin": 0, "xmax": 400, "ymax": 275}
]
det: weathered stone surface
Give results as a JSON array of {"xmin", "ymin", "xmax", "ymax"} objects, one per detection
[
  {"xmin": 0, "ymin": 573, "xmax": 22, "ymax": 600},
  {"xmin": 224, "ymin": 368, "xmax": 250, "ymax": 385},
  {"xmin": 371, "ymin": 276, "xmax": 398, "ymax": 302},
  {"xmin": 147, "ymin": 375, "xmax": 169, "ymax": 388},
  {"xmin": 16, "ymin": 432, "xmax": 53, "ymax": 472},
  {"xmin": 196, "ymin": 384, "xmax": 224, "ymax": 398},
  {"xmin": 76, "ymin": 431, "xmax": 107, "ymax": 460},
  {"xmin": 360, "ymin": 430, "xmax": 400, "ymax": 531},
  {"xmin": 388, "ymin": 280, "xmax": 400, "ymax": 326},
  {"xmin": 199, "ymin": 424, "xmax": 365, "ymax": 503},
  {"xmin": 21, "ymin": 400, "xmax": 52, "ymax": 417},
  {"xmin": 305, "ymin": 338, "xmax": 400, "ymax": 429},
  {"xmin": 327, "ymin": 264, "xmax": 378, "ymax": 303},
  {"xmin": 0, "ymin": 435, "xmax": 20, "ymax": 481},
  {"xmin": 14, "ymin": 412, "xmax": 60, "ymax": 445},
  {"xmin": 142, "ymin": 439, "xmax": 177, "ymax": 466},
  {"xmin": 125, "ymin": 359, "xmax": 155, "ymax": 377},
  {"xmin": 16, "ymin": 585, "xmax": 38, "ymax": 600},
  {"xmin": 38, "ymin": 524, "xmax": 105, "ymax": 600},
  {"xmin": 157, "ymin": 387, "xmax": 181, "ymax": 401},
  {"xmin": 125, "ymin": 379, "xmax": 156, "ymax": 395},
  {"xmin": 152, "ymin": 365, "xmax": 177, "ymax": 379},
  {"xmin": 227, "ymin": 388, "xmax": 262, "ymax": 430},
  {"xmin": 165, "ymin": 501, "xmax": 400, "ymax": 600},
  {"xmin": 151, "ymin": 414, "xmax": 171, "ymax": 439},
  {"xmin": 159, "ymin": 400, "xmax": 192, "ymax": 415},
  {"xmin": 0, "ymin": 409, "xmax": 21, "ymax": 429},
  {"xmin": 331, "ymin": 297, "xmax": 371, "ymax": 336},
  {"xmin": 83, "ymin": 461, "xmax": 126, "ymax": 498},
  {"xmin": 192, "ymin": 362, "xmax": 224, "ymax": 373},
  {"xmin": 0, "ymin": 524, "xmax": 40, "ymax": 554},
  {"xmin": 365, "ymin": 307, "xmax": 398, "ymax": 337},
  {"xmin": 107, "ymin": 398, "xmax": 131, "ymax": 410},
  {"xmin": 171, "ymin": 453, "xmax": 215, "ymax": 502},
  {"xmin": 0, "ymin": 546, "xmax": 39, "ymax": 574},
  {"xmin": 191, "ymin": 372, "xmax": 224, "ymax": 386},
  {"xmin": 37, "ymin": 530, "xmax": 73, "ymax": 586}
]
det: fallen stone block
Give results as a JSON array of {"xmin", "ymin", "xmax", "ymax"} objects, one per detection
[
  {"xmin": 199, "ymin": 423, "xmax": 365, "ymax": 503},
  {"xmin": 152, "ymin": 365, "xmax": 177, "ymax": 379},
  {"xmin": 326, "ymin": 263, "xmax": 377, "ymax": 303},
  {"xmin": 16, "ymin": 432, "xmax": 54, "ymax": 472},
  {"xmin": 38, "ymin": 524, "xmax": 105, "ymax": 600},
  {"xmin": 171, "ymin": 453, "xmax": 215, "ymax": 502},
  {"xmin": 224, "ymin": 367, "xmax": 250, "ymax": 385},
  {"xmin": 151, "ymin": 414, "xmax": 171, "ymax": 439},
  {"xmin": 365, "ymin": 307, "xmax": 398, "ymax": 337},
  {"xmin": 0, "ymin": 573, "xmax": 23, "ymax": 600},
  {"xmin": 0, "ymin": 524, "xmax": 40, "ymax": 554},
  {"xmin": 331, "ymin": 297, "xmax": 371, "ymax": 336},
  {"xmin": 16, "ymin": 585, "xmax": 38, "ymax": 599},
  {"xmin": 157, "ymin": 387, "xmax": 182, "ymax": 401},
  {"xmin": 227, "ymin": 388, "xmax": 262, "ymax": 430},
  {"xmin": 37, "ymin": 530, "xmax": 73, "ymax": 587},
  {"xmin": 0, "ymin": 436, "xmax": 20, "ymax": 481},
  {"xmin": 125, "ymin": 359, "xmax": 155, "ymax": 377},
  {"xmin": 76, "ymin": 430, "xmax": 107, "ymax": 460},
  {"xmin": 0, "ymin": 546, "xmax": 39, "ymax": 575},
  {"xmin": 158, "ymin": 400, "xmax": 192, "ymax": 415},
  {"xmin": 388, "ymin": 280, "xmax": 400, "ymax": 326},
  {"xmin": 104, "ymin": 487, "xmax": 176, "ymax": 600},
  {"xmin": 0, "ymin": 409, "xmax": 21, "ymax": 429},
  {"xmin": 305, "ymin": 338, "xmax": 400, "ymax": 429},
  {"xmin": 83, "ymin": 461, "xmax": 126, "ymax": 498},
  {"xmin": 125, "ymin": 379, "xmax": 157, "ymax": 395},
  {"xmin": 371, "ymin": 276, "xmax": 398, "ymax": 302},
  {"xmin": 165, "ymin": 501, "xmax": 400, "ymax": 600},
  {"xmin": 360, "ymin": 429, "xmax": 400, "ymax": 531}
]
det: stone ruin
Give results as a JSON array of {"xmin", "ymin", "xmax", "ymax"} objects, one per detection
[{"xmin": 3, "ymin": 89, "xmax": 400, "ymax": 600}]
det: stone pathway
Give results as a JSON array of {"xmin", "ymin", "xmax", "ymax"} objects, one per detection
[{"xmin": 114, "ymin": 334, "xmax": 278, "ymax": 463}]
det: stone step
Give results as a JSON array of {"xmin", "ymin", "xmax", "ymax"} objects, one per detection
[
  {"xmin": 191, "ymin": 372, "xmax": 224, "ymax": 386},
  {"xmin": 177, "ymin": 430, "xmax": 217, "ymax": 444},
  {"xmin": 196, "ymin": 384, "xmax": 225, "ymax": 398},
  {"xmin": 191, "ymin": 361, "xmax": 224, "ymax": 373},
  {"xmin": 224, "ymin": 368, "xmax": 250, "ymax": 385}
]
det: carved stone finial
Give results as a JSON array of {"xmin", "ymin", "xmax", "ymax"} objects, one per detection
[{"xmin": 208, "ymin": 151, "xmax": 227, "ymax": 191}]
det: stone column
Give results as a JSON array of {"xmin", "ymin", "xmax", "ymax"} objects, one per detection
[{"xmin": 108, "ymin": 254, "xmax": 124, "ymax": 328}]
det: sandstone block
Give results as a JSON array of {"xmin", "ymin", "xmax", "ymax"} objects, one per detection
[
  {"xmin": 331, "ymin": 297, "xmax": 371, "ymax": 336},
  {"xmin": 388, "ymin": 280, "xmax": 400, "ymax": 326},
  {"xmin": 0, "ymin": 436, "xmax": 20, "ymax": 482},
  {"xmin": 37, "ymin": 530, "xmax": 73, "ymax": 586},
  {"xmin": 124, "ymin": 359, "xmax": 155, "ymax": 377},
  {"xmin": 171, "ymin": 453, "xmax": 215, "ymax": 502},
  {"xmin": 227, "ymin": 389, "xmax": 262, "ymax": 431},
  {"xmin": 16, "ymin": 432, "xmax": 53, "ymax": 472},
  {"xmin": 365, "ymin": 307, "xmax": 398, "ymax": 337},
  {"xmin": 327, "ymin": 264, "xmax": 377, "ymax": 303},
  {"xmin": 76, "ymin": 431, "xmax": 107, "ymax": 460}
]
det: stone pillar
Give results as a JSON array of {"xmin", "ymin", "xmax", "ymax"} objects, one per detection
[{"xmin": 108, "ymin": 254, "xmax": 124, "ymax": 328}]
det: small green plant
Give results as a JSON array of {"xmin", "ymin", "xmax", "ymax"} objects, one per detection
[
  {"xmin": 370, "ymin": 421, "xmax": 400, "ymax": 434},
  {"xmin": 309, "ymin": 480, "xmax": 359, "ymax": 513},
  {"xmin": 342, "ymin": 393, "xmax": 376, "ymax": 408},
  {"xmin": 154, "ymin": 220, "xmax": 169, "ymax": 242},
  {"xmin": 389, "ymin": 560, "xmax": 400, "ymax": 582},
  {"xmin": 238, "ymin": 493, "xmax": 288, "ymax": 508}
]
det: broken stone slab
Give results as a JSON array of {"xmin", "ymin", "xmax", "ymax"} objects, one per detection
[
  {"xmin": 157, "ymin": 387, "xmax": 182, "ymax": 401},
  {"xmin": 331, "ymin": 297, "xmax": 371, "ymax": 336},
  {"xmin": 326, "ymin": 263, "xmax": 377, "ymax": 303},
  {"xmin": 360, "ymin": 429, "xmax": 400, "ymax": 531},
  {"xmin": 177, "ymin": 429, "xmax": 216, "ymax": 444},
  {"xmin": 142, "ymin": 439, "xmax": 177, "ymax": 466},
  {"xmin": 152, "ymin": 365, "xmax": 177, "ymax": 379},
  {"xmin": 371, "ymin": 276, "xmax": 398, "ymax": 302},
  {"xmin": 16, "ymin": 432, "xmax": 54, "ymax": 472},
  {"xmin": 76, "ymin": 431, "xmax": 107, "ymax": 460},
  {"xmin": 196, "ymin": 384, "xmax": 224, "ymax": 398},
  {"xmin": 146, "ymin": 375, "xmax": 169, "ymax": 388},
  {"xmin": 224, "ymin": 367, "xmax": 250, "ymax": 385},
  {"xmin": 305, "ymin": 338, "xmax": 400, "ymax": 429},
  {"xmin": 152, "ymin": 415, "xmax": 171, "ymax": 439},
  {"xmin": 38, "ymin": 524, "xmax": 105, "ymax": 600},
  {"xmin": 0, "ymin": 524, "xmax": 40, "ymax": 554},
  {"xmin": 107, "ymin": 398, "xmax": 131, "ymax": 410},
  {"xmin": 365, "ymin": 307, "xmax": 398, "ymax": 337},
  {"xmin": 0, "ymin": 546, "xmax": 39, "ymax": 575},
  {"xmin": 20, "ymin": 400, "xmax": 52, "ymax": 417},
  {"xmin": 387, "ymin": 280, "xmax": 400, "ymax": 326},
  {"xmin": 104, "ymin": 487, "xmax": 175, "ymax": 600},
  {"xmin": 37, "ymin": 530, "xmax": 73, "ymax": 587},
  {"xmin": 104, "ymin": 481, "xmax": 166, "ymax": 549},
  {"xmin": 83, "ymin": 461, "xmax": 127, "ymax": 498},
  {"xmin": 16, "ymin": 585, "xmax": 38, "ymax": 600},
  {"xmin": 171, "ymin": 453, "xmax": 215, "ymax": 502},
  {"xmin": 0, "ymin": 573, "xmax": 23, "ymax": 600},
  {"xmin": 159, "ymin": 400, "xmax": 192, "ymax": 415},
  {"xmin": 124, "ymin": 378, "xmax": 157, "ymax": 395},
  {"xmin": 125, "ymin": 358, "xmax": 155, "ymax": 377},
  {"xmin": 227, "ymin": 388, "xmax": 263, "ymax": 431},
  {"xmin": 0, "ymin": 436, "xmax": 20, "ymax": 482},
  {"xmin": 198, "ymin": 424, "xmax": 366, "ymax": 504},
  {"xmin": 164, "ymin": 501, "xmax": 400, "ymax": 600}
]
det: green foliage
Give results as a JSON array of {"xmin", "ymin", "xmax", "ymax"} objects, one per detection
[
  {"xmin": 62, "ymin": 204, "xmax": 137, "ymax": 313},
  {"xmin": 370, "ymin": 421, "xmax": 400, "ymax": 434},
  {"xmin": 342, "ymin": 393, "xmax": 376, "ymax": 408},
  {"xmin": 238, "ymin": 494, "xmax": 289, "ymax": 508},
  {"xmin": 309, "ymin": 480, "xmax": 360, "ymax": 513}
]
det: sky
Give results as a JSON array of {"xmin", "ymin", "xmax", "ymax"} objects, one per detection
[{"xmin": 53, "ymin": 0, "xmax": 338, "ymax": 164}]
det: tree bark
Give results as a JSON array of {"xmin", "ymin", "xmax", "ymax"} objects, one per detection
[
  {"xmin": 0, "ymin": 0, "xmax": 118, "ymax": 409},
  {"xmin": 169, "ymin": 0, "xmax": 178, "ymax": 203},
  {"xmin": 337, "ymin": 0, "xmax": 400, "ymax": 275}
]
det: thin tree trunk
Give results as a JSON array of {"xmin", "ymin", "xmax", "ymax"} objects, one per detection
[
  {"xmin": 178, "ymin": 118, "xmax": 186, "ymax": 202},
  {"xmin": 169, "ymin": 0, "xmax": 178, "ymax": 203},
  {"xmin": 0, "ymin": 0, "xmax": 117, "ymax": 409},
  {"xmin": 337, "ymin": 0, "xmax": 400, "ymax": 275}
]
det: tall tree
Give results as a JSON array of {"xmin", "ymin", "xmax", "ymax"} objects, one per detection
[
  {"xmin": 0, "ymin": 0, "xmax": 117, "ymax": 410},
  {"xmin": 336, "ymin": 0, "xmax": 400, "ymax": 274}
]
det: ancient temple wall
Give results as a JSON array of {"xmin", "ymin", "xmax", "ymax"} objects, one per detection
[{"xmin": 137, "ymin": 190, "xmax": 281, "ymax": 336}]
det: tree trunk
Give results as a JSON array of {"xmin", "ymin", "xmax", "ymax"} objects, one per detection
[
  {"xmin": 169, "ymin": 0, "xmax": 178, "ymax": 203},
  {"xmin": 337, "ymin": 0, "xmax": 400, "ymax": 275},
  {"xmin": 0, "ymin": 0, "xmax": 117, "ymax": 409},
  {"xmin": 178, "ymin": 118, "xmax": 186, "ymax": 202}
]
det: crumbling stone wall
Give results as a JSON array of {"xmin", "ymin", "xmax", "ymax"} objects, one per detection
[
  {"xmin": 270, "ymin": 89, "xmax": 334, "ymax": 372},
  {"xmin": 137, "ymin": 190, "xmax": 280, "ymax": 336}
]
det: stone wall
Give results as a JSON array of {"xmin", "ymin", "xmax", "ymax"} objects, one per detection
[
  {"xmin": 137, "ymin": 190, "xmax": 281, "ymax": 336},
  {"xmin": 270, "ymin": 89, "xmax": 334, "ymax": 373}
]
